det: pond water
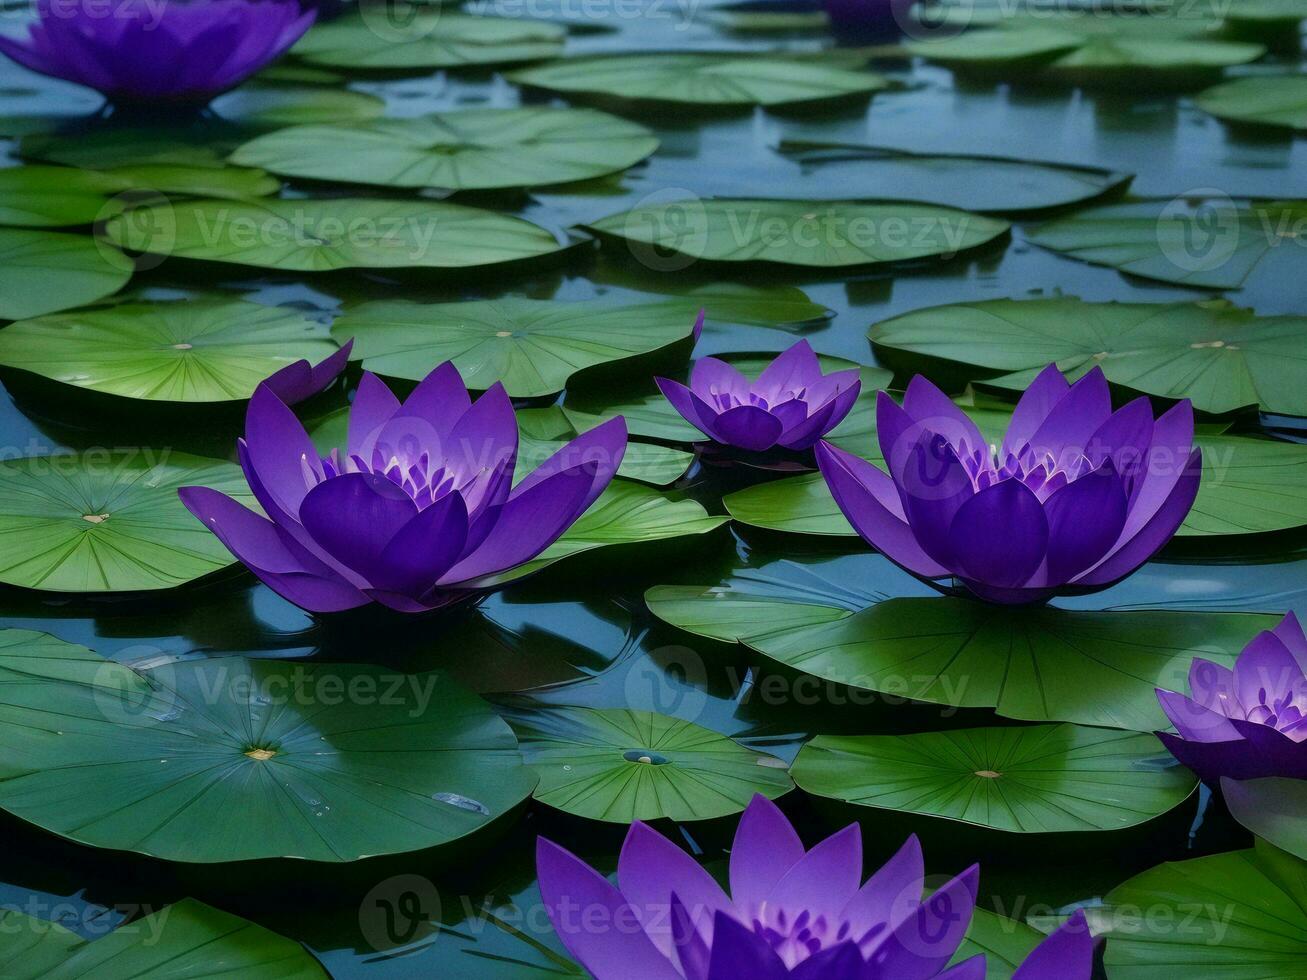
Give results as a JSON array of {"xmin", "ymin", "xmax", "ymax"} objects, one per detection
[{"xmin": 0, "ymin": 1, "xmax": 1304, "ymax": 976}]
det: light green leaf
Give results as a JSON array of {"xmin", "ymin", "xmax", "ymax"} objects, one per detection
[
  {"xmin": 211, "ymin": 84, "xmax": 386, "ymax": 127},
  {"xmin": 0, "ymin": 296, "xmax": 336, "ymax": 402},
  {"xmin": 231, "ymin": 107, "xmax": 657, "ymax": 190},
  {"xmin": 508, "ymin": 53, "xmax": 888, "ymax": 107},
  {"xmin": 1220, "ymin": 777, "xmax": 1307, "ymax": 861},
  {"xmin": 0, "ymin": 451, "xmax": 256, "ymax": 592},
  {"xmin": 510, "ymin": 706, "xmax": 792, "ymax": 822},
  {"xmin": 1194, "ymin": 75, "xmax": 1307, "ymax": 131},
  {"xmin": 0, "ymin": 228, "xmax": 132, "ymax": 320},
  {"xmin": 793, "ymin": 724, "xmax": 1195, "ymax": 833}
]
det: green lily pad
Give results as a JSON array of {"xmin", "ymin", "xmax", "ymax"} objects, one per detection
[
  {"xmin": 905, "ymin": 27, "xmax": 1085, "ymax": 69},
  {"xmin": 704, "ymin": 8, "xmax": 830, "ymax": 32},
  {"xmin": 1042, "ymin": 35, "xmax": 1264, "ymax": 86},
  {"xmin": 293, "ymin": 12, "xmax": 566, "ymax": 70},
  {"xmin": 1223, "ymin": 0, "xmax": 1307, "ymax": 22},
  {"xmin": 778, "ymin": 141, "xmax": 1133, "ymax": 213},
  {"xmin": 955, "ymin": 907, "xmax": 1044, "ymax": 980},
  {"xmin": 793, "ymin": 724, "xmax": 1195, "ymax": 833},
  {"xmin": 1194, "ymin": 75, "xmax": 1307, "ymax": 131},
  {"xmin": 231, "ymin": 107, "xmax": 657, "ymax": 191},
  {"xmin": 509, "ymin": 706, "xmax": 792, "ymax": 823},
  {"xmin": 0, "ymin": 899, "xmax": 325, "ymax": 978},
  {"xmin": 508, "ymin": 53, "xmax": 889, "ymax": 107},
  {"xmin": 0, "ymin": 297, "xmax": 337, "ymax": 402},
  {"xmin": 211, "ymin": 84, "xmax": 386, "ymax": 127},
  {"xmin": 332, "ymin": 296, "xmax": 698, "ymax": 398},
  {"xmin": 103, "ymin": 198, "xmax": 564, "ymax": 272},
  {"xmin": 646, "ymin": 560, "xmax": 1277, "ymax": 730},
  {"xmin": 0, "ymin": 635, "xmax": 537, "ymax": 862},
  {"xmin": 1025, "ymin": 199, "xmax": 1307, "ymax": 289},
  {"xmin": 0, "ymin": 451, "xmax": 256, "ymax": 592},
  {"xmin": 1103, "ymin": 840, "xmax": 1307, "ymax": 977},
  {"xmin": 489, "ymin": 481, "xmax": 729, "ymax": 585},
  {"xmin": 0, "ymin": 229, "xmax": 132, "ymax": 320},
  {"xmin": 587, "ymin": 199, "xmax": 1009, "ymax": 269},
  {"xmin": 0, "ymin": 165, "xmax": 278, "ymax": 227},
  {"xmin": 871, "ymin": 297, "xmax": 1307, "ymax": 416},
  {"xmin": 1221, "ymin": 777, "xmax": 1307, "ymax": 861}
]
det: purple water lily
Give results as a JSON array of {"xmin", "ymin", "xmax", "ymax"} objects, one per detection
[
  {"xmin": 0, "ymin": 0, "xmax": 315, "ymax": 105},
  {"xmin": 263, "ymin": 339, "xmax": 352, "ymax": 406},
  {"xmin": 1157, "ymin": 612, "xmax": 1307, "ymax": 784},
  {"xmin": 816, "ymin": 364, "xmax": 1201, "ymax": 604},
  {"xmin": 824, "ymin": 0, "xmax": 903, "ymax": 43},
  {"xmin": 537, "ymin": 794, "xmax": 1094, "ymax": 979},
  {"xmin": 656, "ymin": 334, "xmax": 861, "ymax": 454},
  {"xmin": 179, "ymin": 362, "xmax": 626, "ymax": 614}
]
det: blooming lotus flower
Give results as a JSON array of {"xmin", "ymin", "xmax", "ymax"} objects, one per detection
[
  {"xmin": 656, "ymin": 335, "xmax": 861, "ymax": 454},
  {"xmin": 816, "ymin": 364, "xmax": 1201, "ymax": 604},
  {"xmin": 824, "ymin": 0, "xmax": 902, "ymax": 43},
  {"xmin": 263, "ymin": 339, "xmax": 351, "ymax": 406},
  {"xmin": 0, "ymin": 0, "xmax": 315, "ymax": 105},
  {"xmin": 537, "ymin": 794, "xmax": 1094, "ymax": 979},
  {"xmin": 1156, "ymin": 612, "xmax": 1307, "ymax": 784},
  {"xmin": 179, "ymin": 362, "xmax": 626, "ymax": 613}
]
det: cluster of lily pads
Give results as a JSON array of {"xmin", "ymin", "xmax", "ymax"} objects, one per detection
[{"xmin": 0, "ymin": 0, "xmax": 1306, "ymax": 975}]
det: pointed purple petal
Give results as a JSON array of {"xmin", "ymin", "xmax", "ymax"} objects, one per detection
[
  {"xmin": 1234, "ymin": 631, "xmax": 1305, "ymax": 713},
  {"xmin": 1041, "ymin": 460, "xmax": 1128, "ymax": 585},
  {"xmin": 1013, "ymin": 910, "xmax": 1094, "ymax": 980},
  {"xmin": 868, "ymin": 865, "xmax": 978, "ymax": 980},
  {"xmin": 902, "ymin": 375, "xmax": 987, "ymax": 458},
  {"xmin": 777, "ymin": 379, "xmax": 862, "ymax": 450},
  {"xmin": 1273, "ymin": 612, "xmax": 1307, "ymax": 673},
  {"xmin": 689, "ymin": 356, "xmax": 750, "ymax": 401},
  {"xmin": 1028, "ymin": 367, "xmax": 1112, "ymax": 459},
  {"xmin": 949, "ymin": 479, "xmax": 1048, "ymax": 590},
  {"xmin": 618, "ymin": 822, "xmax": 730, "ymax": 960},
  {"xmin": 730, "ymin": 795, "xmax": 806, "ymax": 919},
  {"xmin": 1156, "ymin": 690, "xmax": 1241, "ymax": 743},
  {"xmin": 671, "ymin": 895, "xmax": 711, "ymax": 980},
  {"xmin": 704, "ymin": 913, "xmax": 789, "ymax": 980},
  {"xmin": 765, "ymin": 823, "xmax": 863, "ymax": 926},
  {"xmin": 370, "ymin": 492, "xmax": 469, "ymax": 598},
  {"xmin": 1188, "ymin": 658, "xmax": 1239, "ymax": 716},
  {"xmin": 244, "ymin": 384, "xmax": 321, "ymax": 518},
  {"xmin": 894, "ymin": 430, "xmax": 976, "ymax": 569},
  {"xmin": 348, "ymin": 372, "xmax": 401, "ymax": 458},
  {"xmin": 656, "ymin": 377, "xmax": 718, "ymax": 441},
  {"xmin": 298, "ymin": 473, "xmax": 418, "ymax": 583},
  {"xmin": 840, "ymin": 835, "xmax": 924, "ymax": 949},
  {"xmin": 262, "ymin": 340, "xmax": 352, "ymax": 406},
  {"xmin": 755, "ymin": 340, "xmax": 823, "ymax": 399},
  {"xmin": 1002, "ymin": 364, "xmax": 1070, "ymax": 458}
]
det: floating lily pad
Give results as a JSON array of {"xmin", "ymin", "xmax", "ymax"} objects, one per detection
[
  {"xmin": 778, "ymin": 141, "xmax": 1133, "ymax": 213},
  {"xmin": 508, "ymin": 53, "xmax": 888, "ymax": 107},
  {"xmin": 1220, "ymin": 777, "xmax": 1307, "ymax": 861},
  {"xmin": 1025, "ymin": 199, "xmax": 1307, "ymax": 289},
  {"xmin": 332, "ymin": 296, "xmax": 698, "ymax": 397},
  {"xmin": 1194, "ymin": 75, "xmax": 1307, "ymax": 131},
  {"xmin": 704, "ymin": 8, "xmax": 830, "ymax": 32},
  {"xmin": 0, "ymin": 451, "xmax": 256, "ymax": 592},
  {"xmin": 509, "ymin": 706, "xmax": 792, "ymax": 822},
  {"xmin": 231, "ymin": 107, "xmax": 657, "ymax": 191},
  {"xmin": 0, "ymin": 899, "xmax": 325, "ymax": 978},
  {"xmin": 793, "ymin": 724, "xmax": 1194, "ymax": 833},
  {"xmin": 905, "ymin": 27, "xmax": 1084, "ymax": 68},
  {"xmin": 0, "ymin": 297, "xmax": 337, "ymax": 402},
  {"xmin": 0, "ymin": 228, "xmax": 133, "ymax": 320},
  {"xmin": 104, "ymin": 198, "xmax": 564, "ymax": 272},
  {"xmin": 293, "ymin": 12, "xmax": 566, "ymax": 70},
  {"xmin": 646, "ymin": 559, "xmax": 1277, "ymax": 730},
  {"xmin": 211, "ymin": 84, "xmax": 386, "ymax": 127},
  {"xmin": 956, "ymin": 907, "xmax": 1044, "ymax": 980},
  {"xmin": 1103, "ymin": 840, "xmax": 1307, "ymax": 976},
  {"xmin": 871, "ymin": 297, "xmax": 1307, "ymax": 416},
  {"xmin": 0, "ymin": 636, "xmax": 537, "ymax": 862},
  {"xmin": 0, "ymin": 165, "xmax": 278, "ymax": 227},
  {"xmin": 1042, "ymin": 35, "xmax": 1264, "ymax": 87},
  {"xmin": 587, "ymin": 199, "xmax": 1009, "ymax": 269}
]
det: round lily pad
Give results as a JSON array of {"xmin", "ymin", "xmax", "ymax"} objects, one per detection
[
  {"xmin": 1220, "ymin": 777, "xmax": 1307, "ymax": 861},
  {"xmin": 777, "ymin": 141, "xmax": 1133, "ymax": 213},
  {"xmin": 231, "ymin": 107, "xmax": 658, "ymax": 191},
  {"xmin": 587, "ymin": 199, "xmax": 1009, "ymax": 269},
  {"xmin": 293, "ymin": 12, "xmax": 565, "ymax": 70},
  {"xmin": 1042, "ymin": 35, "xmax": 1264, "ymax": 87},
  {"xmin": 211, "ymin": 84, "xmax": 386, "ymax": 127},
  {"xmin": 103, "ymin": 198, "xmax": 565, "ymax": 272},
  {"xmin": 0, "ymin": 297, "xmax": 337, "ymax": 402},
  {"xmin": 509, "ymin": 706, "xmax": 792, "ymax": 822},
  {"xmin": 0, "ymin": 636, "xmax": 537, "ymax": 862},
  {"xmin": 1025, "ymin": 199, "xmax": 1307, "ymax": 289},
  {"xmin": 645, "ymin": 558, "xmax": 1278, "ymax": 731},
  {"xmin": 0, "ymin": 899, "xmax": 325, "ymax": 978},
  {"xmin": 0, "ymin": 228, "xmax": 132, "ymax": 320},
  {"xmin": 1103, "ymin": 841, "xmax": 1307, "ymax": 976},
  {"xmin": 0, "ymin": 451, "xmax": 256, "ymax": 592},
  {"xmin": 793, "ymin": 724, "xmax": 1195, "ymax": 833},
  {"xmin": 1194, "ymin": 75, "xmax": 1307, "ymax": 131},
  {"xmin": 332, "ymin": 296, "xmax": 698, "ymax": 397},
  {"xmin": 871, "ymin": 296, "xmax": 1307, "ymax": 416},
  {"xmin": 518, "ymin": 407, "xmax": 694, "ymax": 486},
  {"xmin": 508, "ymin": 53, "xmax": 889, "ymax": 107}
]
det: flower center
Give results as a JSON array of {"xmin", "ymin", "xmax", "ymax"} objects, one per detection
[
  {"xmin": 954, "ymin": 437, "xmax": 1111, "ymax": 502},
  {"xmin": 1247, "ymin": 685, "xmax": 1307, "ymax": 741},
  {"xmin": 318, "ymin": 446, "xmax": 470, "ymax": 512}
]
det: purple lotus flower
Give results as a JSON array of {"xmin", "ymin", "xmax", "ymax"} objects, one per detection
[
  {"xmin": 263, "ymin": 339, "xmax": 352, "ymax": 406},
  {"xmin": 816, "ymin": 364, "xmax": 1201, "ymax": 604},
  {"xmin": 179, "ymin": 362, "xmax": 626, "ymax": 614},
  {"xmin": 825, "ymin": 0, "xmax": 903, "ymax": 43},
  {"xmin": 656, "ymin": 335, "xmax": 861, "ymax": 454},
  {"xmin": 1156, "ymin": 613, "xmax": 1307, "ymax": 784},
  {"xmin": 0, "ymin": 0, "xmax": 315, "ymax": 105},
  {"xmin": 536, "ymin": 794, "xmax": 1094, "ymax": 979}
]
